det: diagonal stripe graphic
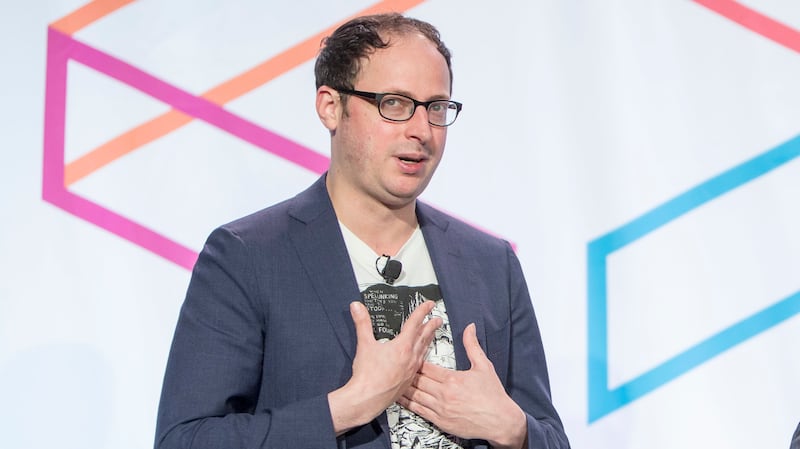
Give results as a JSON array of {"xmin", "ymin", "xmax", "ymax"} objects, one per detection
[
  {"xmin": 43, "ymin": 27, "xmax": 198, "ymax": 269},
  {"xmin": 587, "ymin": 134, "xmax": 800, "ymax": 422},
  {"xmin": 43, "ymin": 1, "xmax": 426, "ymax": 269},
  {"xmin": 50, "ymin": 0, "xmax": 135, "ymax": 35},
  {"xmin": 587, "ymin": 0, "xmax": 800, "ymax": 422},
  {"xmin": 58, "ymin": 30, "xmax": 329, "ymax": 174},
  {"xmin": 694, "ymin": 0, "xmax": 800, "ymax": 53},
  {"xmin": 42, "ymin": 1, "xmax": 513, "ymax": 270},
  {"xmin": 63, "ymin": 0, "xmax": 426, "ymax": 186}
]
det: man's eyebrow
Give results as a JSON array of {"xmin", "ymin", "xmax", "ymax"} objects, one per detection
[{"xmin": 389, "ymin": 89, "xmax": 451, "ymax": 101}]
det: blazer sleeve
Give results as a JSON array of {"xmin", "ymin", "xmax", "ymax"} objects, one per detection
[
  {"xmin": 154, "ymin": 226, "xmax": 339, "ymax": 449},
  {"xmin": 503, "ymin": 243, "xmax": 571, "ymax": 449}
]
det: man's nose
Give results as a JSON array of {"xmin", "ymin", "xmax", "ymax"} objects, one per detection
[{"xmin": 405, "ymin": 105, "xmax": 433, "ymax": 140}]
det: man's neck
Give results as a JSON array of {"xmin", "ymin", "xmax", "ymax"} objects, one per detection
[{"xmin": 327, "ymin": 179, "xmax": 418, "ymax": 256}]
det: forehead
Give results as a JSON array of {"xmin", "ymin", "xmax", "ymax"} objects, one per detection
[{"xmin": 356, "ymin": 33, "xmax": 451, "ymax": 96}]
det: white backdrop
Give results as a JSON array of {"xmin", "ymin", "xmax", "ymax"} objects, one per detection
[{"xmin": 2, "ymin": 1, "xmax": 799, "ymax": 448}]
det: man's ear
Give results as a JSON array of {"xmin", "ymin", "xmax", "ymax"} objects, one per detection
[{"xmin": 316, "ymin": 86, "xmax": 341, "ymax": 132}]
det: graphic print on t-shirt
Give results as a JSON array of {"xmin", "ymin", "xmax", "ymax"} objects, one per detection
[
  {"xmin": 361, "ymin": 283, "xmax": 441, "ymax": 340},
  {"xmin": 360, "ymin": 284, "xmax": 469, "ymax": 449},
  {"xmin": 339, "ymin": 223, "xmax": 471, "ymax": 448}
]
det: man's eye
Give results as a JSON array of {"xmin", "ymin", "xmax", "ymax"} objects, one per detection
[{"xmin": 382, "ymin": 97, "xmax": 411, "ymax": 112}]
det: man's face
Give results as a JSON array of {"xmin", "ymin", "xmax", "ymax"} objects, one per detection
[{"xmin": 327, "ymin": 33, "xmax": 452, "ymax": 209}]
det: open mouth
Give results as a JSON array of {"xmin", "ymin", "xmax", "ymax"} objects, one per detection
[{"xmin": 398, "ymin": 155, "xmax": 424, "ymax": 163}]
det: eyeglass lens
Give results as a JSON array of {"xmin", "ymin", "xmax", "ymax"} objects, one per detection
[{"xmin": 379, "ymin": 95, "xmax": 459, "ymax": 126}]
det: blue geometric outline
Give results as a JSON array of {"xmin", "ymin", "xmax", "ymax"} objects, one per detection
[{"xmin": 587, "ymin": 133, "xmax": 800, "ymax": 423}]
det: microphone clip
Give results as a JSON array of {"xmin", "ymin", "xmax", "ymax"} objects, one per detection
[{"xmin": 376, "ymin": 254, "xmax": 402, "ymax": 285}]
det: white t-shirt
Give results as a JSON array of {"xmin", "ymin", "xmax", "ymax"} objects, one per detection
[{"xmin": 339, "ymin": 223, "xmax": 469, "ymax": 449}]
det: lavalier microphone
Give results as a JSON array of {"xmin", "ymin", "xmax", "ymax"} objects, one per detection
[{"xmin": 375, "ymin": 254, "xmax": 402, "ymax": 285}]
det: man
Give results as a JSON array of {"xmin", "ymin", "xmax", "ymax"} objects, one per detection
[{"xmin": 155, "ymin": 13, "xmax": 569, "ymax": 449}]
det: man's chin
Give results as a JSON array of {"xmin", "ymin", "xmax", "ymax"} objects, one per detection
[
  {"xmin": 389, "ymin": 183, "xmax": 429, "ymax": 202},
  {"xmin": 380, "ymin": 188, "xmax": 423, "ymax": 210}
]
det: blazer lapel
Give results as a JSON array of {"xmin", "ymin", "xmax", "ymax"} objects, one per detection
[
  {"xmin": 283, "ymin": 182, "xmax": 490, "ymax": 370},
  {"xmin": 417, "ymin": 203, "xmax": 486, "ymax": 370},
  {"xmin": 287, "ymin": 177, "xmax": 361, "ymax": 361}
]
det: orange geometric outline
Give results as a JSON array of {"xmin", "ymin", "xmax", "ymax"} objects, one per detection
[
  {"xmin": 62, "ymin": 0, "xmax": 426, "ymax": 186},
  {"xmin": 50, "ymin": 0, "xmax": 135, "ymax": 35}
]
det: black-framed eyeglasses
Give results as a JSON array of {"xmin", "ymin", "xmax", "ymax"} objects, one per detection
[{"xmin": 336, "ymin": 88, "xmax": 462, "ymax": 127}]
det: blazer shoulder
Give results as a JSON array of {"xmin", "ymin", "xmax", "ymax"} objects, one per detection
[
  {"xmin": 215, "ymin": 175, "xmax": 331, "ymax": 244},
  {"xmin": 217, "ymin": 197, "xmax": 294, "ymax": 243},
  {"xmin": 417, "ymin": 202, "xmax": 512, "ymax": 256}
]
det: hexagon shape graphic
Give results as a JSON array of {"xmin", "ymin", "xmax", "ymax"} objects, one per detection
[
  {"xmin": 42, "ymin": 1, "xmax": 428, "ymax": 270},
  {"xmin": 587, "ymin": 0, "xmax": 800, "ymax": 423}
]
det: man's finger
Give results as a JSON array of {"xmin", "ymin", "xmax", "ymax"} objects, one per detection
[
  {"xmin": 418, "ymin": 360, "xmax": 450, "ymax": 382},
  {"xmin": 419, "ymin": 313, "xmax": 442, "ymax": 344},
  {"xmin": 401, "ymin": 300, "xmax": 436, "ymax": 331},
  {"xmin": 463, "ymin": 323, "xmax": 488, "ymax": 368},
  {"xmin": 350, "ymin": 301, "xmax": 375, "ymax": 344}
]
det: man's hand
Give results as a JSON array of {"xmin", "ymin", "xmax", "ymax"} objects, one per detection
[
  {"xmin": 328, "ymin": 300, "xmax": 442, "ymax": 435},
  {"xmin": 398, "ymin": 323, "xmax": 528, "ymax": 449}
]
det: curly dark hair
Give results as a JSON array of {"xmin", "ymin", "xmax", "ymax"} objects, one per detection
[{"xmin": 314, "ymin": 13, "xmax": 453, "ymax": 94}]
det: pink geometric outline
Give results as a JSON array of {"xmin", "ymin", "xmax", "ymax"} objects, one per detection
[
  {"xmin": 43, "ymin": 27, "xmax": 330, "ymax": 269},
  {"xmin": 694, "ymin": 0, "xmax": 800, "ymax": 53}
]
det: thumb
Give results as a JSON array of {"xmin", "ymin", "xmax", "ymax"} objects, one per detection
[
  {"xmin": 350, "ymin": 301, "xmax": 376, "ymax": 344},
  {"xmin": 463, "ymin": 323, "xmax": 487, "ymax": 369}
]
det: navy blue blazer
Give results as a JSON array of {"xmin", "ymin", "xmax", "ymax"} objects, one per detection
[{"xmin": 155, "ymin": 175, "xmax": 569, "ymax": 449}]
